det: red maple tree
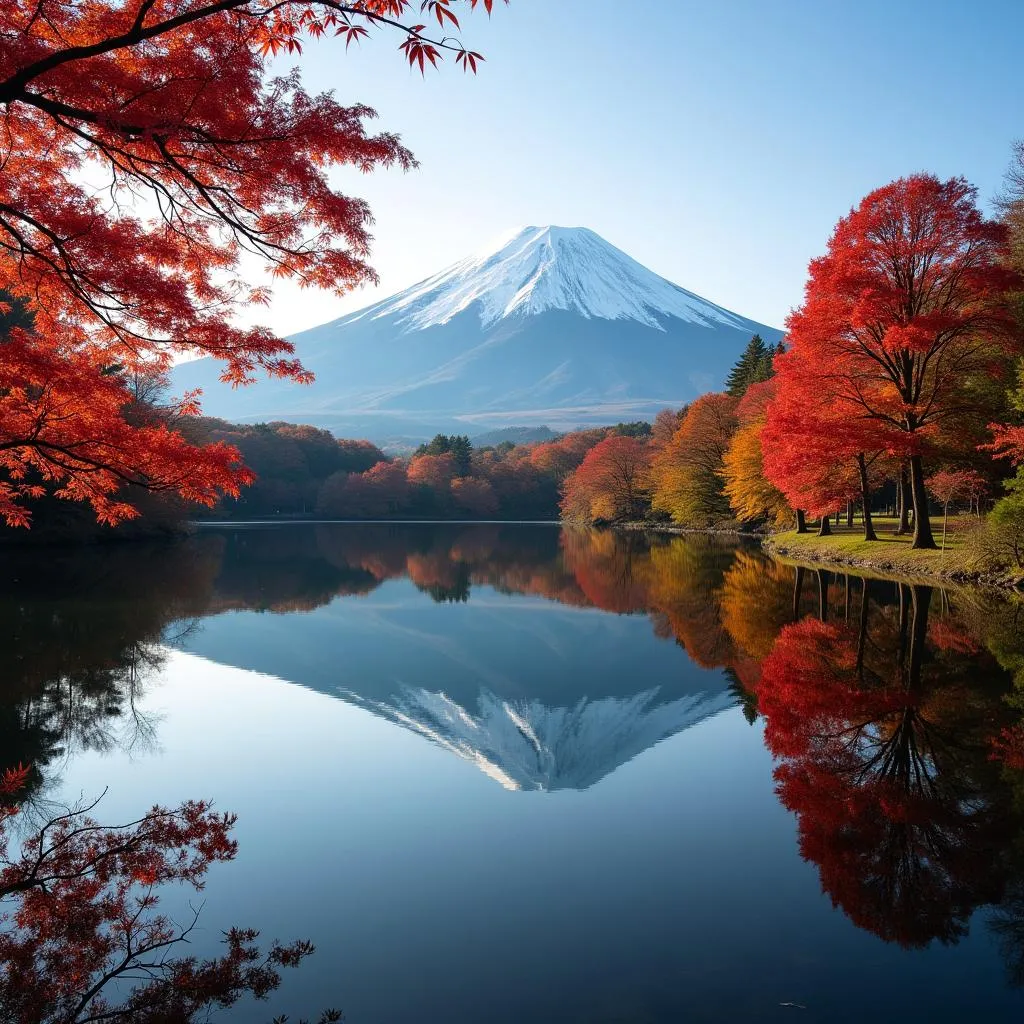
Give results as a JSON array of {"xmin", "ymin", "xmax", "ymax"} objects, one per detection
[
  {"xmin": 987, "ymin": 424, "xmax": 1024, "ymax": 467},
  {"xmin": 771, "ymin": 175, "xmax": 1021, "ymax": 549},
  {"xmin": 760, "ymin": 344, "xmax": 882, "ymax": 537},
  {"xmin": 0, "ymin": 0, "xmax": 503, "ymax": 527},
  {"xmin": 559, "ymin": 434, "xmax": 651, "ymax": 522}
]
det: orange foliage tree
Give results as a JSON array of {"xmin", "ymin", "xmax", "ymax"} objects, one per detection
[
  {"xmin": 528, "ymin": 429, "xmax": 605, "ymax": 481},
  {"xmin": 407, "ymin": 452, "xmax": 457, "ymax": 494},
  {"xmin": 0, "ymin": 0, "xmax": 503, "ymax": 527},
  {"xmin": 451, "ymin": 475, "xmax": 498, "ymax": 516},
  {"xmin": 559, "ymin": 435, "xmax": 650, "ymax": 523},
  {"xmin": 317, "ymin": 458, "xmax": 410, "ymax": 518},
  {"xmin": 650, "ymin": 392, "xmax": 737, "ymax": 527}
]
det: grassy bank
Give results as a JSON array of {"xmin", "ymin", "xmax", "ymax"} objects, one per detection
[{"xmin": 765, "ymin": 515, "xmax": 1023, "ymax": 589}]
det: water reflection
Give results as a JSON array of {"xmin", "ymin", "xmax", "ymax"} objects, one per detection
[
  {"xmin": 759, "ymin": 581, "xmax": 1019, "ymax": 948},
  {"xmin": 0, "ymin": 542, "xmax": 221, "ymax": 802},
  {"xmin": 176, "ymin": 526, "xmax": 746, "ymax": 792},
  {"xmin": 4, "ymin": 523, "xmax": 1024, "ymax": 1007}
]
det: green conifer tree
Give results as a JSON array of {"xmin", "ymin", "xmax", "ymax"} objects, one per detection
[
  {"xmin": 449, "ymin": 435, "xmax": 473, "ymax": 476},
  {"xmin": 725, "ymin": 334, "xmax": 768, "ymax": 398}
]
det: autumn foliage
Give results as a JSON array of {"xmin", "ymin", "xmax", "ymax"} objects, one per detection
[
  {"xmin": 756, "ymin": 585, "xmax": 1021, "ymax": 948},
  {"xmin": 650, "ymin": 392, "xmax": 737, "ymax": 527},
  {"xmin": 0, "ymin": 0, "xmax": 503, "ymax": 527},
  {"xmin": 559, "ymin": 435, "xmax": 651, "ymax": 522},
  {"xmin": 0, "ymin": 766, "xmax": 335, "ymax": 1022},
  {"xmin": 722, "ymin": 381, "xmax": 789, "ymax": 527},
  {"xmin": 565, "ymin": 170, "xmax": 1024, "ymax": 550},
  {"xmin": 9, "ymin": 519, "xmax": 1024, "ymax": 976},
  {"xmin": 765, "ymin": 175, "xmax": 1022, "ymax": 548}
]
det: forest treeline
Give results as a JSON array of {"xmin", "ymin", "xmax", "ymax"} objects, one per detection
[
  {"xmin": 0, "ymin": 400, "xmax": 661, "ymax": 538},
  {"xmin": 198, "ymin": 418, "xmax": 664, "ymax": 521},
  {"xmin": 559, "ymin": 157, "xmax": 1024, "ymax": 570},
  {"xmin": 6, "ymin": 157, "xmax": 1024, "ymax": 562}
]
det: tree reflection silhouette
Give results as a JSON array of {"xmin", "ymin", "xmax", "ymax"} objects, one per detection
[
  {"xmin": 0, "ymin": 542, "xmax": 222, "ymax": 800},
  {"xmin": 758, "ymin": 580, "xmax": 1021, "ymax": 947}
]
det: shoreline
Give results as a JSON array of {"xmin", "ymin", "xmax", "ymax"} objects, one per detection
[
  {"xmin": 614, "ymin": 520, "xmax": 1023, "ymax": 592},
  {"xmin": 762, "ymin": 534, "xmax": 1023, "ymax": 593},
  {"xmin": 613, "ymin": 521, "xmax": 765, "ymax": 539},
  {"xmin": 5, "ymin": 515, "xmax": 1020, "ymax": 592}
]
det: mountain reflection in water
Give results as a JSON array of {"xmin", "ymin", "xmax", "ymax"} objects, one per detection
[{"xmin": 4, "ymin": 523, "xmax": 1024, "ymax": 1020}]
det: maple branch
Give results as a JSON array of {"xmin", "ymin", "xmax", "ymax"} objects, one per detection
[
  {"xmin": 0, "ymin": 0, "xmax": 487, "ymax": 107},
  {"xmin": 0, "ymin": 0, "xmax": 252, "ymax": 103}
]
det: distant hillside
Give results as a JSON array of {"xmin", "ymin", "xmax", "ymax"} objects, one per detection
[{"xmin": 473, "ymin": 425, "xmax": 559, "ymax": 448}]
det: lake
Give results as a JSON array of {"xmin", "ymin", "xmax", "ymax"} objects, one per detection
[{"xmin": 5, "ymin": 523, "xmax": 1024, "ymax": 1022}]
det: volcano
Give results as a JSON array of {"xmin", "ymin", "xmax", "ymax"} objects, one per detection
[{"xmin": 173, "ymin": 225, "xmax": 782, "ymax": 443}]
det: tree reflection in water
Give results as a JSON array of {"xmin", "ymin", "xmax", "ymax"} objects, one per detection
[
  {"xmin": 758, "ymin": 583, "xmax": 1017, "ymax": 946},
  {"xmin": 0, "ymin": 543, "xmax": 344, "ymax": 1021},
  {"xmin": 4, "ymin": 523, "xmax": 1024, "ymax": 1005}
]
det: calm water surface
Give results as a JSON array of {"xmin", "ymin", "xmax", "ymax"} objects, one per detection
[{"xmin": 6, "ymin": 523, "xmax": 1024, "ymax": 1022}]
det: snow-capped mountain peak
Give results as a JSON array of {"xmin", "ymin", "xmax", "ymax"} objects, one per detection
[
  {"xmin": 364, "ymin": 225, "xmax": 749, "ymax": 333},
  {"xmin": 342, "ymin": 683, "xmax": 735, "ymax": 791},
  {"xmin": 171, "ymin": 223, "xmax": 783, "ymax": 438}
]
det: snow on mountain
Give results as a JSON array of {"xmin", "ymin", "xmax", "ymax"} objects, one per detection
[
  {"xmin": 171, "ymin": 225, "xmax": 783, "ymax": 442},
  {"xmin": 342, "ymin": 683, "xmax": 735, "ymax": 791},
  {"xmin": 360, "ymin": 225, "xmax": 750, "ymax": 333}
]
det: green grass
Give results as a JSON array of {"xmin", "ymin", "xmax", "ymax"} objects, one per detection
[{"xmin": 767, "ymin": 514, "xmax": 982, "ymax": 581}]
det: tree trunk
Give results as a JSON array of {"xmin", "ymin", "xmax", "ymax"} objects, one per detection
[
  {"xmin": 897, "ymin": 584, "xmax": 910, "ymax": 673},
  {"xmin": 856, "ymin": 453, "xmax": 877, "ymax": 541},
  {"xmin": 792, "ymin": 566, "xmax": 805, "ymax": 620},
  {"xmin": 896, "ymin": 468, "xmax": 911, "ymax": 535},
  {"xmin": 908, "ymin": 585, "xmax": 932, "ymax": 689},
  {"xmin": 795, "ymin": 508, "xmax": 808, "ymax": 533},
  {"xmin": 908, "ymin": 454, "xmax": 936, "ymax": 549},
  {"xmin": 817, "ymin": 514, "xmax": 832, "ymax": 537},
  {"xmin": 846, "ymin": 501, "xmax": 854, "ymax": 528},
  {"xmin": 817, "ymin": 569, "xmax": 830, "ymax": 621},
  {"xmin": 855, "ymin": 578, "xmax": 871, "ymax": 679}
]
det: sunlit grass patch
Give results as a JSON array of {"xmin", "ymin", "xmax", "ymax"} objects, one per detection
[{"xmin": 767, "ymin": 514, "xmax": 988, "ymax": 581}]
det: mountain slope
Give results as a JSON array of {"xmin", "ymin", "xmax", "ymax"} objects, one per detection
[
  {"xmin": 360, "ymin": 225, "xmax": 755, "ymax": 331},
  {"xmin": 173, "ymin": 226, "xmax": 782, "ymax": 441},
  {"xmin": 343, "ymin": 683, "xmax": 734, "ymax": 791}
]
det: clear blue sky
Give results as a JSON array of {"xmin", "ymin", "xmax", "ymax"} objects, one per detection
[{"xmin": 257, "ymin": 0, "xmax": 1024, "ymax": 335}]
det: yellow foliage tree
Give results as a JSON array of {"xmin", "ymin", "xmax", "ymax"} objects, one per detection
[
  {"xmin": 723, "ymin": 418, "xmax": 791, "ymax": 527},
  {"xmin": 650, "ymin": 393, "xmax": 737, "ymax": 527}
]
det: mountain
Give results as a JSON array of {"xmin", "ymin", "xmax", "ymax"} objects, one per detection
[
  {"xmin": 341, "ymin": 684, "xmax": 734, "ymax": 791},
  {"xmin": 167, "ymin": 522, "xmax": 740, "ymax": 790},
  {"xmin": 173, "ymin": 226, "xmax": 783, "ymax": 443}
]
